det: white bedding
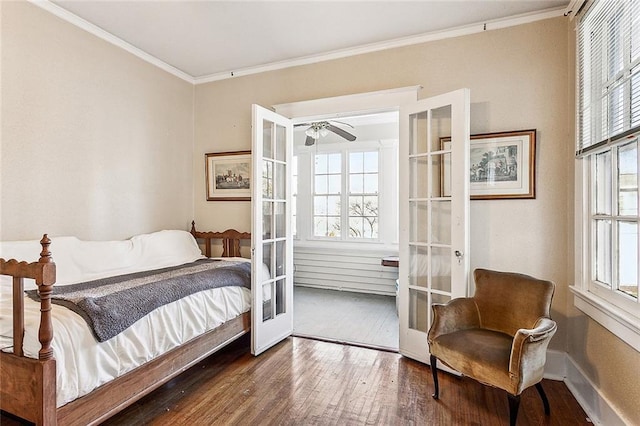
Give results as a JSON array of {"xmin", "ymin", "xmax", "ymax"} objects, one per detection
[{"xmin": 0, "ymin": 230, "xmax": 252, "ymax": 408}]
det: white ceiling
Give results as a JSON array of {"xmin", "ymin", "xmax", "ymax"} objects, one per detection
[{"xmin": 49, "ymin": 1, "xmax": 570, "ymax": 82}]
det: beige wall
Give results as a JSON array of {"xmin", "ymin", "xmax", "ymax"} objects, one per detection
[
  {"xmin": 195, "ymin": 17, "xmax": 571, "ymax": 348},
  {"xmin": 1, "ymin": 1, "xmax": 194, "ymax": 241}
]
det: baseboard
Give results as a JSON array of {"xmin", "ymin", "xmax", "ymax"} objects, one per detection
[
  {"xmin": 543, "ymin": 350, "xmax": 629, "ymax": 425},
  {"xmin": 543, "ymin": 349, "xmax": 567, "ymax": 381}
]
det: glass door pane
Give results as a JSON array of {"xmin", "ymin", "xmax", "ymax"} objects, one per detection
[
  {"xmin": 251, "ymin": 105, "xmax": 294, "ymax": 356},
  {"xmin": 406, "ymin": 105, "xmax": 453, "ymax": 336},
  {"xmin": 399, "ymin": 89, "xmax": 470, "ymax": 364}
]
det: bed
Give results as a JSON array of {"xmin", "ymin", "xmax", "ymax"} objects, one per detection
[{"xmin": 0, "ymin": 223, "xmax": 252, "ymax": 425}]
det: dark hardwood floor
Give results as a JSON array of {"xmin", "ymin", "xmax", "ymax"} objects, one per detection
[{"xmin": 2, "ymin": 335, "xmax": 591, "ymax": 425}]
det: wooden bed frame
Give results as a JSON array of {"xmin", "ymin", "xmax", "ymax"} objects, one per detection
[
  {"xmin": 190, "ymin": 221, "xmax": 251, "ymax": 258},
  {"xmin": 0, "ymin": 226, "xmax": 252, "ymax": 425}
]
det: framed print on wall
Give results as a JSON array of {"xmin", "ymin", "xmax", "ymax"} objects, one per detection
[
  {"xmin": 441, "ymin": 129, "xmax": 536, "ymax": 200},
  {"xmin": 205, "ymin": 151, "xmax": 251, "ymax": 201}
]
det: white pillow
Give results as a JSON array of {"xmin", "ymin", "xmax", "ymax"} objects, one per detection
[{"xmin": 1, "ymin": 230, "xmax": 204, "ymax": 291}]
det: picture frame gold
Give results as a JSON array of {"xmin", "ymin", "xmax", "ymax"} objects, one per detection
[
  {"xmin": 205, "ymin": 151, "xmax": 251, "ymax": 201},
  {"xmin": 441, "ymin": 129, "xmax": 536, "ymax": 200}
]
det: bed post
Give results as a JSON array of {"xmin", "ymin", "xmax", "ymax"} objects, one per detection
[
  {"xmin": 36, "ymin": 235, "xmax": 55, "ymax": 361},
  {"xmin": 35, "ymin": 235, "xmax": 57, "ymax": 425},
  {"xmin": 191, "ymin": 221, "xmax": 212, "ymax": 257},
  {"xmin": 0, "ymin": 234, "xmax": 57, "ymax": 425}
]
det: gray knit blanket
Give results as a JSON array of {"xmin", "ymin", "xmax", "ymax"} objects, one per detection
[{"xmin": 26, "ymin": 259, "xmax": 251, "ymax": 342}]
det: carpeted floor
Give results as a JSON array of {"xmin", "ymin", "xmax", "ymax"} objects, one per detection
[{"xmin": 293, "ymin": 286, "xmax": 399, "ymax": 350}]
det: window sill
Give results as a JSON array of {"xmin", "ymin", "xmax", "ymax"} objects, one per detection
[
  {"xmin": 293, "ymin": 239, "xmax": 398, "ymax": 253},
  {"xmin": 570, "ymin": 286, "xmax": 640, "ymax": 353}
]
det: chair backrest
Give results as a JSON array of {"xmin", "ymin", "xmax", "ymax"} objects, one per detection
[{"xmin": 473, "ymin": 268, "xmax": 555, "ymax": 336}]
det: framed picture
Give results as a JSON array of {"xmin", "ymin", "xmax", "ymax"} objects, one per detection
[
  {"xmin": 205, "ymin": 151, "xmax": 251, "ymax": 201},
  {"xmin": 441, "ymin": 129, "xmax": 536, "ymax": 200}
]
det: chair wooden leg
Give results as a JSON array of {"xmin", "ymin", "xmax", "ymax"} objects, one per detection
[
  {"xmin": 535, "ymin": 382, "xmax": 551, "ymax": 415},
  {"xmin": 507, "ymin": 393, "xmax": 520, "ymax": 426},
  {"xmin": 430, "ymin": 355, "xmax": 439, "ymax": 399}
]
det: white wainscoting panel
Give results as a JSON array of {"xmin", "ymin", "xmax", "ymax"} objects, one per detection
[{"xmin": 293, "ymin": 246, "xmax": 398, "ymax": 295}]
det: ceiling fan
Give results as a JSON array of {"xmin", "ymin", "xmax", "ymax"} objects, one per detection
[{"xmin": 295, "ymin": 120, "xmax": 356, "ymax": 146}]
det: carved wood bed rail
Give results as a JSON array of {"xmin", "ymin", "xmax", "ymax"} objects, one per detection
[{"xmin": 1, "ymin": 228, "xmax": 252, "ymax": 425}]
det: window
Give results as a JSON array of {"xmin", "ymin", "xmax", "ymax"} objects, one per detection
[
  {"xmin": 312, "ymin": 151, "xmax": 380, "ymax": 239},
  {"xmin": 574, "ymin": 0, "xmax": 640, "ymax": 351},
  {"xmin": 294, "ymin": 141, "xmax": 397, "ymax": 247},
  {"xmin": 313, "ymin": 153, "xmax": 342, "ymax": 237},
  {"xmin": 291, "ymin": 109, "xmax": 399, "ymax": 248},
  {"xmin": 590, "ymin": 141, "xmax": 639, "ymax": 304},
  {"xmin": 348, "ymin": 151, "xmax": 379, "ymax": 238}
]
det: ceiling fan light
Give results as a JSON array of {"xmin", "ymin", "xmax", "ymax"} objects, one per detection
[
  {"xmin": 319, "ymin": 127, "xmax": 329, "ymax": 137},
  {"xmin": 305, "ymin": 126, "xmax": 320, "ymax": 139}
]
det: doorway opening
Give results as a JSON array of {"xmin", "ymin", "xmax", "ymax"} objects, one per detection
[
  {"xmin": 290, "ymin": 111, "xmax": 400, "ymax": 351},
  {"xmin": 257, "ymin": 86, "xmax": 468, "ymax": 363}
]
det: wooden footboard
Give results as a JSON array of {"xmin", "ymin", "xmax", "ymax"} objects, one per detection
[
  {"xmin": 0, "ymin": 353, "xmax": 56, "ymax": 425},
  {"xmin": 0, "ymin": 235, "xmax": 57, "ymax": 425},
  {"xmin": 1, "ymin": 311, "xmax": 249, "ymax": 426},
  {"xmin": 57, "ymin": 312, "xmax": 250, "ymax": 426},
  {"xmin": 1, "ymin": 230, "xmax": 252, "ymax": 425}
]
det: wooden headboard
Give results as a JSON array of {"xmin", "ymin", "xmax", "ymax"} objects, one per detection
[{"xmin": 190, "ymin": 221, "xmax": 251, "ymax": 258}]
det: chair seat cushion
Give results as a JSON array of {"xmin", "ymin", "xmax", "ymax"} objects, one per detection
[{"xmin": 431, "ymin": 328, "xmax": 516, "ymax": 393}]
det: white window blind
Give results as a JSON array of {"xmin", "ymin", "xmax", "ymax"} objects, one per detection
[
  {"xmin": 574, "ymin": 0, "xmax": 640, "ymax": 348},
  {"xmin": 578, "ymin": 0, "xmax": 640, "ymax": 156}
]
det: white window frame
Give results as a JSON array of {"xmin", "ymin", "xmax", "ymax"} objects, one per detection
[
  {"xmin": 273, "ymin": 86, "xmax": 420, "ymax": 253},
  {"xmin": 294, "ymin": 138, "xmax": 398, "ymax": 247},
  {"xmin": 311, "ymin": 150, "xmax": 344, "ymax": 240},
  {"xmin": 346, "ymin": 149, "xmax": 381, "ymax": 240},
  {"xmin": 572, "ymin": 155, "xmax": 640, "ymax": 352},
  {"xmin": 572, "ymin": 0, "xmax": 640, "ymax": 352}
]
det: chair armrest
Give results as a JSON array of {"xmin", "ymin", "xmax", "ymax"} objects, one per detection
[
  {"xmin": 428, "ymin": 298, "xmax": 480, "ymax": 343},
  {"xmin": 509, "ymin": 317, "xmax": 557, "ymax": 393}
]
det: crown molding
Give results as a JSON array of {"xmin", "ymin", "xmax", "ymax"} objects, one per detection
[
  {"xmin": 30, "ymin": 1, "xmax": 565, "ymax": 86},
  {"xmin": 29, "ymin": 0, "xmax": 195, "ymax": 84},
  {"xmin": 194, "ymin": 6, "xmax": 566, "ymax": 85}
]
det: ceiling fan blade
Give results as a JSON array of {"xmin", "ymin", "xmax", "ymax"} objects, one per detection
[
  {"xmin": 330, "ymin": 120, "xmax": 355, "ymax": 129},
  {"xmin": 327, "ymin": 124, "xmax": 356, "ymax": 141},
  {"xmin": 294, "ymin": 122, "xmax": 313, "ymax": 127},
  {"xmin": 305, "ymin": 135, "xmax": 316, "ymax": 146}
]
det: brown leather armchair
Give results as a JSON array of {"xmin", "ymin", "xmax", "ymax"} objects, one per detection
[{"xmin": 428, "ymin": 268, "xmax": 557, "ymax": 426}]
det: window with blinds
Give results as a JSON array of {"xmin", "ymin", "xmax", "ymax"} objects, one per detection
[
  {"xmin": 577, "ymin": 0, "xmax": 640, "ymax": 155},
  {"xmin": 575, "ymin": 0, "xmax": 640, "ymax": 333}
]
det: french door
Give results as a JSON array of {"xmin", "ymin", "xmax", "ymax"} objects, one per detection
[
  {"xmin": 398, "ymin": 89, "xmax": 470, "ymax": 363},
  {"xmin": 251, "ymin": 104, "xmax": 294, "ymax": 356}
]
